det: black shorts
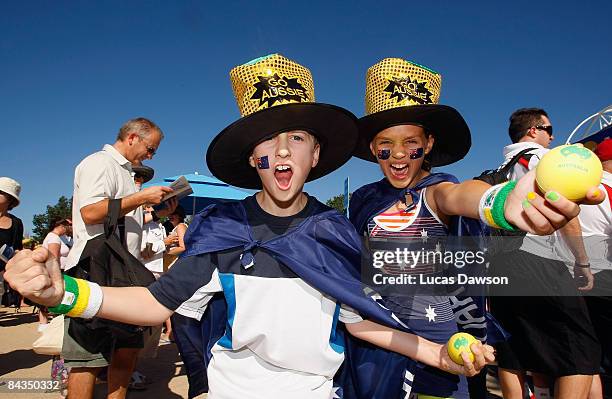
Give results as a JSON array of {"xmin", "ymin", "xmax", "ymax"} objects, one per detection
[
  {"xmin": 489, "ymin": 250, "xmax": 601, "ymax": 376},
  {"xmin": 584, "ymin": 270, "xmax": 612, "ymax": 373}
]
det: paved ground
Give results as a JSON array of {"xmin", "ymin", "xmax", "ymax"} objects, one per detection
[
  {"xmin": 0, "ymin": 305, "xmax": 206, "ymax": 398},
  {"xmin": 0, "ymin": 305, "xmax": 503, "ymax": 399}
]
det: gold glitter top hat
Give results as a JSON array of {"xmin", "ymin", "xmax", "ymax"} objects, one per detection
[
  {"xmin": 365, "ymin": 58, "xmax": 442, "ymax": 115},
  {"xmin": 355, "ymin": 57, "xmax": 471, "ymax": 166},
  {"xmin": 230, "ymin": 54, "xmax": 315, "ymax": 117},
  {"xmin": 207, "ymin": 54, "xmax": 358, "ymax": 189}
]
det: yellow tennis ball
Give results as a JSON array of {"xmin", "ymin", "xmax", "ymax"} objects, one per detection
[
  {"xmin": 535, "ymin": 144, "xmax": 603, "ymax": 201},
  {"xmin": 447, "ymin": 332, "xmax": 477, "ymax": 365}
]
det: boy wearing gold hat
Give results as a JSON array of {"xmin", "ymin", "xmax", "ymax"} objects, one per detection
[
  {"xmin": 5, "ymin": 54, "xmax": 494, "ymax": 399},
  {"xmin": 347, "ymin": 58, "xmax": 603, "ymax": 398}
]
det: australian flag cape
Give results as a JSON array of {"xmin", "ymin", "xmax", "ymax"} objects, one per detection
[{"xmin": 172, "ymin": 197, "xmax": 418, "ymax": 398}]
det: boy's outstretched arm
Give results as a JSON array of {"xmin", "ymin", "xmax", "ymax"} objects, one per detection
[
  {"xmin": 97, "ymin": 286, "xmax": 172, "ymax": 326},
  {"xmin": 345, "ymin": 319, "xmax": 495, "ymax": 376},
  {"xmin": 431, "ymin": 169, "xmax": 602, "ymax": 235},
  {"xmin": 4, "ymin": 247, "xmax": 172, "ymax": 326}
]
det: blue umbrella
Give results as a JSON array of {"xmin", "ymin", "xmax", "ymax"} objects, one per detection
[{"xmin": 145, "ymin": 173, "xmax": 250, "ymax": 215}]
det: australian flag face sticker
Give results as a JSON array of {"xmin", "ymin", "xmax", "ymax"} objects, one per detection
[
  {"xmin": 377, "ymin": 149, "xmax": 391, "ymax": 160},
  {"xmin": 256, "ymin": 155, "xmax": 269, "ymax": 169},
  {"xmin": 377, "ymin": 148, "xmax": 423, "ymax": 160},
  {"xmin": 250, "ymin": 73, "xmax": 309, "ymax": 109},
  {"xmin": 408, "ymin": 147, "xmax": 424, "ymax": 159},
  {"xmin": 384, "ymin": 76, "xmax": 433, "ymax": 105}
]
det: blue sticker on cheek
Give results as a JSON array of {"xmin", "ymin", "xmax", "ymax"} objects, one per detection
[
  {"xmin": 377, "ymin": 149, "xmax": 391, "ymax": 160},
  {"xmin": 409, "ymin": 148, "xmax": 424, "ymax": 159},
  {"xmin": 256, "ymin": 156, "xmax": 269, "ymax": 169}
]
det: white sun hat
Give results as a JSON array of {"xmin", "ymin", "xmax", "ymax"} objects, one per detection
[{"xmin": 0, "ymin": 177, "xmax": 21, "ymax": 208}]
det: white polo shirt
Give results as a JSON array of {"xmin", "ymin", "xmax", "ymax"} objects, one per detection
[{"xmin": 65, "ymin": 144, "xmax": 143, "ymax": 270}]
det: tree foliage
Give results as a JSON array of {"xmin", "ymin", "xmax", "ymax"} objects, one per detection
[
  {"xmin": 325, "ymin": 193, "xmax": 351, "ymax": 216},
  {"xmin": 32, "ymin": 196, "xmax": 72, "ymax": 242}
]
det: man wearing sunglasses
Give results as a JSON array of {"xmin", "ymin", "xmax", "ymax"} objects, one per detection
[
  {"xmin": 489, "ymin": 108, "xmax": 600, "ymax": 399},
  {"xmin": 501, "ymin": 107, "xmax": 554, "ymax": 178},
  {"xmin": 62, "ymin": 117, "xmax": 177, "ymax": 399}
]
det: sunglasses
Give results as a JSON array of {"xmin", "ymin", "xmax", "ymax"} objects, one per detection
[
  {"xmin": 138, "ymin": 137, "xmax": 157, "ymax": 156},
  {"xmin": 534, "ymin": 125, "xmax": 553, "ymax": 137}
]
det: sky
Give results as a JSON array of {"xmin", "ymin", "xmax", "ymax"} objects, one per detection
[{"xmin": 1, "ymin": 0, "xmax": 611, "ymax": 235}]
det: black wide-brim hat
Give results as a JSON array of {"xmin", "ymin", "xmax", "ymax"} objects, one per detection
[
  {"xmin": 354, "ymin": 57, "xmax": 471, "ymax": 166},
  {"xmin": 132, "ymin": 164, "xmax": 155, "ymax": 183},
  {"xmin": 207, "ymin": 102, "xmax": 358, "ymax": 189},
  {"xmin": 206, "ymin": 54, "xmax": 358, "ymax": 189},
  {"xmin": 355, "ymin": 104, "xmax": 471, "ymax": 166}
]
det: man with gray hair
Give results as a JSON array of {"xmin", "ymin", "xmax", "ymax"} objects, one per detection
[{"xmin": 63, "ymin": 117, "xmax": 177, "ymax": 399}]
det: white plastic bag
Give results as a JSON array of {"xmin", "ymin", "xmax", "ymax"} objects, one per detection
[{"xmin": 32, "ymin": 315, "xmax": 64, "ymax": 355}]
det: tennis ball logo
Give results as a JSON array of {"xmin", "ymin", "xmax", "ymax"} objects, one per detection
[
  {"xmin": 454, "ymin": 337, "xmax": 468, "ymax": 350},
  {"xmin": 447, "ymin": 332, "xmax": 477, "ymax": 365},
  {"xmin": 536, "ymin": 144, "xmax": 603, "ymax": 201}
]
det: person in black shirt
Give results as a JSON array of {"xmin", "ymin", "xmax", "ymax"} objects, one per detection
[
  {"xmin": 0, "ymin": 177, "xmax": 24, "ymax": 307},
  {"xmin": 0, "ymin": 177, "xmax": 23, "ymax": 256}
]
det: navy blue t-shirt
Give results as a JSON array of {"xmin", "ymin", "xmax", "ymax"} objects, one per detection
[{"xmin": 148, "ymin": 194, "xmax": 317, "ymax": 310}]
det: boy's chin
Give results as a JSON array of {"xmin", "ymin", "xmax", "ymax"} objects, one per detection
[
  {"xmin": 385, "ymin": 174, "xmax": 413, "ymax": 189},
  {"xmin": 262, "ymin": 179, "xmax": 307, "ymax": 201}
]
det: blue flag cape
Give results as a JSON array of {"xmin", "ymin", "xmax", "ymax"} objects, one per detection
[{"xmin": 172, "ymin": 198, "xmax": 418, "ymax": 398}]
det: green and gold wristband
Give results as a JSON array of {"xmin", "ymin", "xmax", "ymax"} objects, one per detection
[
  {"xmin": 48, "ymin": 274, "xmax": 79, "ymax": 315},
  {"xmin": 491, "ymin": 180, "xmax": 518, "ymax": 231},
  {"xmin": 478, "ymin": 181, "xmax": 518, "ymax": 231}
]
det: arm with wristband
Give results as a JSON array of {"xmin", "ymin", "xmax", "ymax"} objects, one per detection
[
  {"xmin": 47, "ymin": 274, "xmax": 172, "ymax": 325},
  {"xmin": 430, "ymin": 169, "xmax": 602, "ymax": 235},
  {"xmin": 557, "ymin": 217, "xmax": 594, "ymax": 291},
  {"xmin": 5, "ymin": 248, "xmax": 173, "ymax": 326}
]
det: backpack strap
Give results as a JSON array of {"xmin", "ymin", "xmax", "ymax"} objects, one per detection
[
  {"xmin": 104, "ymin": 199, "xmax": 126, "ymax": 247},
  {"xmin": 517, "ymin": 154, "xmax": 533, "ymax": 169},
  {"xmin": 499, "ymin": 147, "xmax": 537, "ymax": 175},
  {"xmin": 104, "ymin": 199, "xmax": 120, "ymax": 236}
]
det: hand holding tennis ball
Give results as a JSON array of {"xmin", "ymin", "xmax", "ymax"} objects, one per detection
[
  {"xmin": 447, "ymin": 332, "xmax": 478, "ymax": 365},
  {"xmin": 536, "ymin": 144, "xmax": 603, "ymax": 202},
  {"xmin": 436, "ymin": 333, "xmax": 495, "ymax": 375}
]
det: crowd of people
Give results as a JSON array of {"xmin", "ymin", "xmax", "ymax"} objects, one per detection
[
  {"xmin": 0, "ymin": 142, "xmax": 186, "ymax": 395},
  {"xmin": 2, "ymin": 54, "xmax": 611, "ymax": 399}
]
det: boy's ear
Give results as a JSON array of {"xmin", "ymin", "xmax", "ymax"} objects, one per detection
[
  {"xmin": 248, "ymin": 154, "xmax": 256, "ymax": 168},
  {"xmin": 425, "ymin": 135, "xmax": 435, "ymax": 155},
  {"xmin": 369, "ymin": 141, "xmax": 376, "ymax": 157},
  {"xmin": 311, "ymin": 142, "xmax": 321, "ymax": 168}
]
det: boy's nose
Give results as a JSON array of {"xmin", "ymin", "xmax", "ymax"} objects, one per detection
[
  {"xmin": 392, "ymin": 148, "xmax": 405, "ymax": 159},
  {"xmin": 277, "ymin": 134, "xmax": 291, "ymax": 158},
  {"xmin": 391, "ymin": 142, "xmax": 406, "ymax": 159}
]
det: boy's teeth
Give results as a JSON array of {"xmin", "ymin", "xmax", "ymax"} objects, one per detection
[{"xmin": 276, "ymin": 165, "xmax": 291, "ymax": 171}]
